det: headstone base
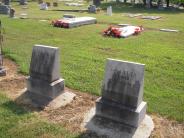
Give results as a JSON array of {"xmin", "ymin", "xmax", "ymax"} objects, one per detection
[
  {"xmin": 0, "ymin": 67, "xmax": 6, "ymax": 76},
  {"xmin": 27, "ymin": 77, "xmax": 65, "ymax": 107},
  {"xmin": 82, "ymin": 107, "xmax": 154, "ymax": 138},
  {"xmin": 16, "ymin": 89, "xmax": 76, "ymax": 109},
  {"xmin": 96, "ymin": 97, "xmax": 147, "ymax": 127}
]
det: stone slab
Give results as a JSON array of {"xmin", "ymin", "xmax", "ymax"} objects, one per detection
[
  {"xmin": 29, "ymin": 45, "xmax": 60, "ymax": 82},
  {"xmin": 82, "ymin": 107, "xmax": 154, "ymax": 138},
  {"xmin": 27, "ymin": 76, "xmax": 64, "ymax": 99},
  {"xmin": 102, "ymin": 58, "xmax": 145, "ymax": 109},
  {"xmin": 45, "ymin": 91, "xmax": 76, "ymax": 110},
  {"xmin": 96, "ymin": 97, "xmax": 147, "ymax": 127},
  {"xmin": 160, "ymin": 29, "xmax": 179, "ymax": 32}
]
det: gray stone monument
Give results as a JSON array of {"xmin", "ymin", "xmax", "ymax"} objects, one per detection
[
  {"xmin": 0, "ymin": 4, "xmax": 10, "ymax": 14},
  {"xmin": 4, "ymin": 0, "xmax": 10, "ymax": 5},
  {"xmin": 19, "ymin": 0, "xmax": 27, "ymax": 5},
  {"xmin": 96, "ymin": 58, "xmax": 147, "ymax": 127},
  {"xmin": 26, "ymin": 45, "xmax": 65, "ymax": 106},
  {"xmin": 9, "ymin": 8, "xmax": 15, "ymax": 18},
  {"xmin": 88, "ymin": 5, "xmax": 96, "ymax": 13}
]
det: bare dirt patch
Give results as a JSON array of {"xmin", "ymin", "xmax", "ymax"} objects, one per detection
[
  {"xmin": 150, "ymin": 114, "xmax": 184, "ymax": 138},
  {"xmin": 0, "ymin": 58, "xmax": 184, "ymax": 137},
  {"xmin": 41, "ymin": 88, "xmax": 97, "ymax": 132},
  {"xmin": 0, "ymin": 59, "xmax": 26, "ymax": 99}
]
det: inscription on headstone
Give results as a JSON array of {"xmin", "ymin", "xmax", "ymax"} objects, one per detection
[
  {"xmin": 102, "ymin": 59, "xmax": 144, "ymax": 108},
  {"xmin": 96, "ymin": 58, "xmax": 147, "ymax": 127}
]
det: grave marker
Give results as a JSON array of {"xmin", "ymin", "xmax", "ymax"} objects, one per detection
[
  {"xmin": 27, "ymin": 45, "xmax": 65, "ymax": 106},
  {"xmin": 96, "ymin": 58, "xmax": 147, "ymax": 127}
]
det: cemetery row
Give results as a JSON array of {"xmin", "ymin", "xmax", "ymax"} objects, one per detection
[{"xmin": 0, "ymin": 44, "xmax": 155, "ymax": 138}]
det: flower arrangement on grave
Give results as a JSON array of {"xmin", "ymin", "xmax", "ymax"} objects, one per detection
[{"xmin": 103, "ymin": 25, "xmax": 144, "ymax": 38}]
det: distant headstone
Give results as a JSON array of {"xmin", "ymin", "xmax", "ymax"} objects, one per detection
[
  {"xmin": 96, "ymin": 58, "xmax": 147, "ymax": 127},
  {"xmin": 4, "ymin": 0, "xmax": 10, "ymax": 5},
  {"xmin": 27, "ymin": 45, "xmax": 65, "ymax": 106},
  {"xmin": 20, "ymin": 0, "xmax": 27, "ymax": 5},
  {"xmin": 53, "ymin": 2, "xmax": 58, "ymax": 7},
  {"xmin": 107, "ymin": 6, "xmax": 112, "ymax": 16},
  {"xmin": 146, "ymin": 0, "xmax": 151, "ymax": 8},
  {"xmin": 93, "ymin": 0, "xmax": 100, "ymax": 7},
  {"xmin": 88, "ymin": 5, "xmax": 96, "ymax": 13},
  {"xmin": 0, "ymin": 5, "xmax": 10, "ymax": 14},
  {"xmin": 40, "ymin": 2, "xmax": 48, "ymax": 10},
  {"xmin": 9, "ymin": 8, "xmax": 15, "ymax": 18},
  {"xmin": 46, "ymin": 2, "xmax": 51, "ymax": 7},
  {"xmin": 63, "ymin": 14, "xmax": 75, "ymax": 18}
]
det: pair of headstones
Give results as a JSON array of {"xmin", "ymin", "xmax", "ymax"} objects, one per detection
[{"xmin": 27, "ymin": 45, "xmax": 146, "ymax": 128}]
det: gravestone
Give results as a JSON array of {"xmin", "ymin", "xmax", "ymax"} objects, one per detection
[
  {"xmin": 93, "ymin": 0, "xmax": 100, "ymax": 7},
  {"xmin": 53, "ymin": 2, "xmax": 58, "ymax": 7},
  {"xmin": 40, "ymin": 2, "xmax": 48, "ymax": 10},
  {"xmin": 26, "ymin": 45, "xmax": 65, "ymax": 106},
  {"xmin": 19, "ymin": 0, "xmax": 27, "ymax": 5},
  {"xmin": 88, "ymin": 5, "xmax": 96, "ymax": 13},
  {"xmin": 107, "ymin": 6, "xmax": 112, "ymax": 16},
  {"xmin": 4, "ymin": 0, "xmax": 10, "ymax": 5},
  {"xmin": 46, "ymin": 2, "xmax": 51, "ymax": 7},
  {"xmin": 146, "ymin": 0, "xmax": 151, "ymax": 8},
  {"xmin": 0, "ymin": 4, "xmax": 10, "ymax": 14},
  {"xmin": 63, "ymin": 14, "xmax": 75, "ymax": 18},
  {"xmin": 96, "ymin": 58, "xmax": 147, "ymax": 127},
  {"xmin": 9, "ymin": 8, "xmax": 15, "ymax": 18}
]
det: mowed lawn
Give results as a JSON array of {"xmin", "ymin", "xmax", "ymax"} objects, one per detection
[{"xmin": 0, "ymin": 1, "xmax": 183, "ymax": 127}]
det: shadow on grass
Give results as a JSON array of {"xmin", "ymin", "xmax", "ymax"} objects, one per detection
[
  {"xmin": 14, "ymin": 90, "xmax": 50, "ymax": 111},
  {"xmin": 1, "ymin": 100, "xmax": 30, "ymax": 115},
  {"xmin": 100, "ymin": 2, "xmax": 184, "ymax": 14}
]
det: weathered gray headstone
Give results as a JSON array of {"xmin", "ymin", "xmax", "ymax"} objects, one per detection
[
  {"xmin": 0, "ymin": 5, "xmax": 10, "ymax": 14},
  {"xmin": 93, "ymin": 0, "xmax": 100, "ymax": 7},
  {"xmin": 9, "ymin": 8, "xmax": 15, "ymax": 18},
  {"xmin": 4, "ymin": 0, "xmax": 10, "ymax": 5},
  {"xmin": 19, "ymin": 0, "xmax": 27, "ymax": 5},
  {"xmin": 96, "ymin": 58, "xmax": 147, "ymax": 127},
  {"xmin": 146, "ymin": 0, "xmax": 151, "ymax": 8},
  {"xmin": 88, "ymin": 5, "xmax": 96, "ymax": 13},
  {"xmin": 27, "ymin": 45, "xmax": 65, "ymax": 106}
]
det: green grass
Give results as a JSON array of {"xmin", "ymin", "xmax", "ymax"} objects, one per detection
[
  {"xmin": 0, "ymin": 93, "xmax": 78, "ymax": 138},
  {"xmin": 0, "ymin": 1, "xmax": 184, "ymax": 123}
]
